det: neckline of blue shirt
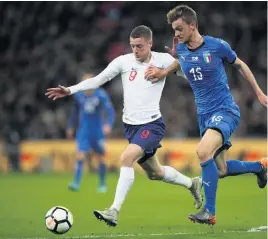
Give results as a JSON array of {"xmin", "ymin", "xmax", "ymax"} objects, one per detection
[{"xmin": 186, "ymin": 35, "xmax": 206, "ymax": 52}]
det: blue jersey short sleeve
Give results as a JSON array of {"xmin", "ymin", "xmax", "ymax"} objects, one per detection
[{"xmin": 217, "ymin": 39, "xmax": 237, "ymax": 64}]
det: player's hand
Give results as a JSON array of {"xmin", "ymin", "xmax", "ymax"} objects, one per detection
[
  {"xmin": 257, "ymin": 91, "xmax": 268, "ymax": 107},
  {"xmin": 164, "ymin": 37, "xmax": 178, "ymax": 57},
  {"xmin": 145, "ymin": 66, "xmax": 166, "ymax": 83},
  {"xmin": 103, "ymin": 124, "xmax": 112, "ymax": 136},
  {"xmin": 66, "ymin": 128, "xmax": 74, "ymax": 139},
  {"xmin": 45, "ymin": 85, "xmax": 71, "ymax": 101}
]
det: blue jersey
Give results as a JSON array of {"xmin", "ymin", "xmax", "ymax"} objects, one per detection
[
  {"xmin": 67, "ymin": 88, "xmax": 115, "ymax": 135},
  {"xmin": 177, "ymin": 36, "xmax": 240, "ymax": 116}
]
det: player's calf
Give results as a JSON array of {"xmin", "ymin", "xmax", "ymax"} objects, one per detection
[
  {"xmin": 69, "ymin": 152, "xmax": 87, "ymax": 191},
  {"xmin": 214, "ymin": 150, "xmax": 228, "ymax": 178},
  {"xmin": 144, "ymin": 164, "xmax": 203, "ymax": 209},
  {"xmin": 146, "ymin": 170, "xmax": 164, "ymax": 180},
  {"xmin": 217, "ymin": 168, "xmax": 227, "ymax": 178},
  {"xmin": 97, "ymin": 155, "xmax": 107, "ymax": 192}
]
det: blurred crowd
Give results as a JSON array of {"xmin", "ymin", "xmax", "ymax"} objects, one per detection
[{"xmin": 0, "ymin": 1, "xmax": 267, "ymax": 143}]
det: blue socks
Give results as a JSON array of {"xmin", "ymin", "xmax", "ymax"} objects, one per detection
[
  {"xmin": 73, "ymin": 159, "xmax": 107, "ymax": 188},
  {"xmin": 201, "ymin": 158, "xmax": 218, "ymax": 215},
  {"xmin": 98, "ymin": 162, "xmax": 107, "ymax": 187},
  {"xmin": 200, "ymin": 158, "xmax": 262, "ymax": 215},
  {"xmin": 73, "ymin": 159, "xmax": 84, "ymax": 186},
  {"xmin": 226, "ymin": 160, "xmax": 262, "ymax": 176}
]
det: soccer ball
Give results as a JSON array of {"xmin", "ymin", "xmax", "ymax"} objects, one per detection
[{"xmin": 45, "ymin": 206, "xmax": 73, "ymax": 234}]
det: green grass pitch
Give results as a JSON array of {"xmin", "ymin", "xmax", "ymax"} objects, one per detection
[{"xmin": 0, "ymin": 173, "xmax": 266, "ymax": 239}]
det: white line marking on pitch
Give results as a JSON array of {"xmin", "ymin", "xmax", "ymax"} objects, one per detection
[
  {"xmin": 247, "ymin": 226, "xmax": 268, "ymax": 232},
  {"xmin": 6, "ymin": 227, "xmax": 267, "ymax": 239}
]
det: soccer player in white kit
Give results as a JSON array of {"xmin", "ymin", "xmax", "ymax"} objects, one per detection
[{"xmin": 46, "ymin": 25, "xmax": 202, "ymax": 227}]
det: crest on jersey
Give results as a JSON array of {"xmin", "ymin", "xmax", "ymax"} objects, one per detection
[{"xmin": 203, "ymin": 51, "xmax": 211, "ymax": 63}]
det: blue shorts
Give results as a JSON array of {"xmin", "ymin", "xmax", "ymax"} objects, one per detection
[
  {"xmin": 124, "ymin": 117, "xmax": 165, "ymax": 164},
  {"xmin": 76, "ymin": 129, "xmax": 105, "ymax": 155},
  {"xmin": 198, "ymin": 109, "xmax": 240, "ymax": 153}
]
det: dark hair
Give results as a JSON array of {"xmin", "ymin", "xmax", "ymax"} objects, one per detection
[
  {"xmin": 167, "ymin": 5, "xmax": 198, "ymax": 28},
  {"xmin": 130, "ymin": 25, "xmax": 153, "ymax": 40}
]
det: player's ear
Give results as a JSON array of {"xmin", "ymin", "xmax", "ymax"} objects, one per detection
[
  {"xmin": 149, "ymin": 40, "xmax": 153, "ymax": 48},
  {"xmin": 190, "ymin": 21, "xmax": 197, "ymax": 31}
]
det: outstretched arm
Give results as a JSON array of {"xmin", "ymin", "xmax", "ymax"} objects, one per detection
[
  {"xmin": 46, "ymin": 56, "xmax": 123, "ymax": 100},
  {"xmin": 233, "ymin": 57, "xmax": 268, "ymax": 107}
]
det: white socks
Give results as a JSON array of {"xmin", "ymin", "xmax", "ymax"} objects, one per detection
[
  {"xmin": 111, "ymin": 167, "xmax": 135, "ymax": 212},
  {"xmin": 162, "ymin": 166, "xmax": 192, "ymax": 189},
  {"xmin": 110, "ymin": 166, "xmax": 191, "ymax": 212}
]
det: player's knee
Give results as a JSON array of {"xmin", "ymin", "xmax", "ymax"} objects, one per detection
[
  {"xmin": 120, "ymin": 145, "xmax": 144, "ymax": 167},
  {"xmin": 196, "ymin": 145, "xmax": 213, "ymax": 162},
  {"xmin": 119, "ymin": 154, "xmax": 135, "ymax": 167}
]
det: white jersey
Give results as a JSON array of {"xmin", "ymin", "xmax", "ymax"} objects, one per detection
[{"xmin": 69, "ymin": 51, "xmax": 176, "ymax": 125}]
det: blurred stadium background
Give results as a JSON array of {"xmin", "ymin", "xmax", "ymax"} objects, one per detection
[{"xmin": 0, "ymin": 1, "xmax": 267, "ymax": 239}]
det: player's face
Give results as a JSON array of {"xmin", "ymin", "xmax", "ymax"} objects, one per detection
[
  {"xmin": 130, "ymin": 37, "xmax": 152, "ymax": 62},
  {"xmin": 172, "ymin": 18, "xmax": 196, "ymax": 44}
]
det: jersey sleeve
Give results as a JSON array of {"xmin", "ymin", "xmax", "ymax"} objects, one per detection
[
  {"xmin": 217, "ymin": 39, "xmax": 237, "ymax": 64},
  {"xmin": 99, "ymin": 89, "xmax": 115, "ymax": 127},
  {"xmin": 68, "ymin": 56, "xmax": 123, "ymax": 94}
]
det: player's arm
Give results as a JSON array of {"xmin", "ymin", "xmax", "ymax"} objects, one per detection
[
  {"xmin": 145, "ymin": 60, "xmax": 180, "ymax": 81},
  {"xmin": 66, "ymin": 100, "xmax": 79, "ymax": 139},
  {"xmin": 144, "ymin": 37, "xmax": 182, "ymax": 81},
  {"xmin": 100, "ymin": 90, "xmax": 116, "ymax": 135},
  {"xmin": 233, "ymin": 58, "xmax": 267, "ymax": 107},
  {"xmin": 46, "ymin": 56, "xmax": 123, "ymax": 100},
  {"xmin": 218, "ymin": 38, "xmax": 268, "ymax": 108}
]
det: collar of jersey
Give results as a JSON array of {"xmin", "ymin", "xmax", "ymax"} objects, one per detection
[
  {"xmin": 186, "ymin": 35, "xmax": 206, "ymax": 52},
  {"xmin": 134, "ymin": 52, "xmax": 155, "ymax": 65}
]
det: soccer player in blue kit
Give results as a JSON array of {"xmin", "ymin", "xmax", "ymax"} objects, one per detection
[
  {"xmin": 67, "ymin": 73, "xmax": 115, "ymax": 193},
  {"xmin": 145, "ymin": 5, "xmax": 268, "ymax": 225}
]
